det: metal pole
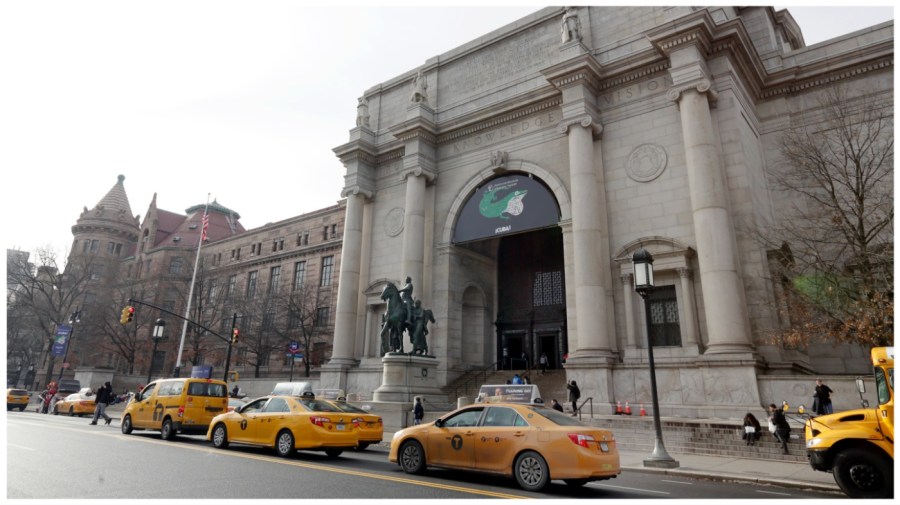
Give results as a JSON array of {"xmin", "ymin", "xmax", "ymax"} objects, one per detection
[
  {"xmin": 174, "ymin": 194, "xmax": 211, "ymax": 377},
  {"xmin": 56, "ymin": 311, "xmax": 80, "ymax": 383},
  {"xmin": 289, "ymin": 354, "xmax": 295, "ymax": 382},
  {"xmin": 223, "ymin": 313, "xmax": 238, "ymax": 382},
  {"xmin": 640, "ymin": 292, "xmax": 679, "ymax": 468},
  {"xmin": 147, "ymin": 338, "xmax": 160, "ymax": 384}
]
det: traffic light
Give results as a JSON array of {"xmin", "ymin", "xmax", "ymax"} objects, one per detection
[
  {"xmin": 231, "ymin": 328, "xmax": 239, "ymax": 344},
  {"xmin": 120, "ymin": 305, "xmax": 135, "ymax": 324}
]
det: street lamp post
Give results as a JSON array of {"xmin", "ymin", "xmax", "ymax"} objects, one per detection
[
  {"xmin": 56, "ymin": 310, "xmax": 81, "ymax": 383},
  {"xmin": 148, "ymin": 319, "xmax": 166, "ymax": 384},
  {"xmin": 632, "ymin": 247, "xmax": 679, "ymax": 469}
]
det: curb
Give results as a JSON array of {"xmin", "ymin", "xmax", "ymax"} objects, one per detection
[{"xmin": 622, "ymin": 465, "xmax": 842, "ymax": 493}]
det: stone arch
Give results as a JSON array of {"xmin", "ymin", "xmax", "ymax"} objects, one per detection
[{"xmin": 440, "ymin": 159, "xmax": 571, "ymax": 245}]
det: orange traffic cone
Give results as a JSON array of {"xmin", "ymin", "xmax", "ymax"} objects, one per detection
[
  {"xmin": 639, "ymin": 404, "xmax": 647, "ymax": 416},
  {"xmin": 615, "ymin": 400, "xmax": 623, "ymax": 415},
  {"xmin": 624, "ymin": 401, "xmax": 633, "ymax": 415}
]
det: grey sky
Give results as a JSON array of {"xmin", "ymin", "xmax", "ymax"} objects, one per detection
[{"xmin": 1, "ymin": 3, "xmax": 893, "ymax": 259}]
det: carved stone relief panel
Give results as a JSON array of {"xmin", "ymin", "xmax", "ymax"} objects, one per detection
[{"xmin": 626, "ymin": 143, "xmax": 667, "ymax": 182}]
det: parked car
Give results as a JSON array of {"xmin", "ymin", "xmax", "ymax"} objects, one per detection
[
  {"xmin": 53, "ymin": 388, "xmax": 96, "ymax": 417},
  {"xmin": 207, "ymin": 390, "xmax": 361, "ymax": 458},
  {"xmin": 389, "ymin": 400, "xmax": 621, "ymax": 491},
  {"xmin": 6, "ymin": 388, "xmax": 31, "ymax": 411}
]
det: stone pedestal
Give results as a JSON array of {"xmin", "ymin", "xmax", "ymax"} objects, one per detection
[{"xmin": 373, "ymin": 353, "xmax": 443, "ymax": 402}]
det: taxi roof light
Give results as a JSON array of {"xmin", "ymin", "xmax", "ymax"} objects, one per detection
[{"xmin": 568, "ymin": 433, "xmax": 596, "ymax": 448}]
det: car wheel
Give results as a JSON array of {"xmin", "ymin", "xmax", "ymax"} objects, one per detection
[
  {"xmin": 325, "ymin": 448, "xmax": 343, "ymax": 458},
  {"xmin": 19, "ymin": 406, "xmax": 26, "ymax": 412},
  {"xmin": 398, "ymin": 440, "xmax": 426, "ymax": 475},
  {"xmin": 514, "ymin": 450, "xmax": 550, "ymax": 492},
  {"xmin": 68, "ymin": 407, "xmax": 75, "ymax": 417},
  {"xmin": 833, "ymin": 447, "xmax": 893, "ymax": 498},
  {"xmin": 121, "ymin": 415, "xmax": 133, "ymax": 434},
  {"xmin": 53, "ymin": 405, "xmax": 59, "ymax": 415},
  {"xmin": 161, "ymin": 418, "xmax": 176, "ymax": 440},
  {"xmin": 354, "ymin": 443, "xmax": 370, "ymax": 451},
  {"xmin": 564, "ymin": 479, "xmax": 589, "ymax": 487},
  {"xmin": 275, "ymin": 430, "xmax": 295, "ymax": 458},
  {"xmin": 212, "ymin": 423, "xmax": 229, "ymax": 449}
]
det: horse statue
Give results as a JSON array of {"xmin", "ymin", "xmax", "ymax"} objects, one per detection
[
  {"xmin": 380, "ymin": 282, "xmax": 408, "ymax": 355},
  {"xmin": 410, "ymin": 299, "xmax": 435, "ymax": 356}
]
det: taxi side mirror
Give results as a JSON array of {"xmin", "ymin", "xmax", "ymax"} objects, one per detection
[{"xmin": 434, "ymin": 419, "xmax": 444, "ymax": 428}]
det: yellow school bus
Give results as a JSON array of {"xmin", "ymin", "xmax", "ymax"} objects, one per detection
[{"xmin": 806, "ymin": 347, "xmax": 893, "ymax": 498}]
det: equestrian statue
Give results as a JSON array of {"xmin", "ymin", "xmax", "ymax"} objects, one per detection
[{"xmin": 379, "ymin": 277, "xmax": 435, "ymax": 356}]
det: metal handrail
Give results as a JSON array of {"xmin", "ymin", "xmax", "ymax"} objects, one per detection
[
  {"xmin": 451, "ymin": 361, "xmax": 500, "ymax": 400},
  {"xmin": 576, "ymin": 397, "xmax": 594, "ymax": 419}
]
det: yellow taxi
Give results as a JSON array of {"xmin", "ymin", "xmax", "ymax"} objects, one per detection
[
  {"xmin": 322, "ymin": 398, "xmax": 383, "ymax": 450},
  {"xmin": 206, "ymin": 392, "xmax": 361, "ymax": 458},
  {"xmin": 121, "ymin": 378, "xmax": 228, "ymax": 440},
  {"xmin": 389, "ymin": 386, "xmax": 620, "ymax": 492},
  {"xmin": 6, "ymin": 388, "xmax": 31, "ymax": 411},
  {"xmin": 53, "ymin": 388, "xmax": 96, "ymax": 417}
]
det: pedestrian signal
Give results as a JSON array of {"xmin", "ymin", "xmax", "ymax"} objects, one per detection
[{"xmin": 120, "ymin": 305, "xmax": 135, "ymax": 324}]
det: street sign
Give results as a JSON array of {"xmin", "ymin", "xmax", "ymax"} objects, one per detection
[
  {"xmin": 293, "ymin": 354, "xmax": 304, "ymax": 360},
  {"xmin": 289, "ymin": 341, "xmax": 300, "ymax": 352}
]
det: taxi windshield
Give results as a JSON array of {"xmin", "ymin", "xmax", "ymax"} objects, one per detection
[
  {"xmin": 297, "ymin": 399, "xmax": 342, "ymax": 412},
  {"xmin": 527, "ymin": 406, "xmax": 587, "ymax": 426}
]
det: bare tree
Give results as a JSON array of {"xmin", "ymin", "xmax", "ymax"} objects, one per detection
[
  {"xmin": 273, "ymin": 282, "xmax": 332, "ymax": 378},
  {"xmin": 765, "ymin": 84, "xmax": 893, "ymax": 347}
]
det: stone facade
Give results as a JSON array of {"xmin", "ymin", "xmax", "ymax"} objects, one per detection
[{"xmin": 326, "ymin": 6, "xmax": 893, "ymax": 418}]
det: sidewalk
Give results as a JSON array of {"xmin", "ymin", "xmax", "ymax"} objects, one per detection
[{"xmin": 378, "ymin": 431, "xmax": 842, "ymax": 494}]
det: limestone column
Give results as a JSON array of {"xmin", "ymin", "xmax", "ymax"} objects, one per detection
[
  {"xmin": 621, "ymin": 273, "xmax": 637, "ymax": 348},
  {"xmin": 677, "ymin": 268, "xmax": 699, "ymax": 348},
  {"xmin": 668, "ymin": 81, "xmax": 753, "ymax": 354},
  {"xmin": 401, "ymin": 171, "xmax": 427, "ymax": 288},
  {"xmin": 330, "ymin": 189, "xmax": 370, "ymax": 364}
]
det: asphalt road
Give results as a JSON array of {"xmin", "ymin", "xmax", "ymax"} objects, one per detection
[{"xmin": 6, "ymin": 410, "xmax": 840, "ymax": 500}]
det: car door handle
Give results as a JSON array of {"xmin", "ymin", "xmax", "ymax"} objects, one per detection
[{"xmin": 513, "ymin": 432, "xmax": 526, "ymax": 437}]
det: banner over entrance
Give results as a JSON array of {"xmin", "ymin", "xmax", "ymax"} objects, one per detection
[{"xmin": 453, "ymin": 174, "xmax": 560, "ymax": 244}]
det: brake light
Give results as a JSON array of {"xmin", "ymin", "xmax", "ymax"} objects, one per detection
[
  {"xmin": 177, "ymin": 406, "xmax": 185, "ymax": 418},
  {"xmin": 310, "ymin": 416, "xmax": 328, "ymax": 427},
  {"xmin": 376, "ymin": 417, "xmax": 383, "ymax": 426},
  {"xmin": 568, "ymin": 433, "xmax": 596, "ymax": 448}
]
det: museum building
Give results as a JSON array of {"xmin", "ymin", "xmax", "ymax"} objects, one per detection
[{"xmin": 323, "ymin": 6, "xmax": 894, "ymax": 417}]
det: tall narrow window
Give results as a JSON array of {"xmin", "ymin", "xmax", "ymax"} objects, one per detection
[
  {"xmin": 320, "ymin": 256, "xmax": 334, "ymax": 286},
  {"xmin": 246, "ymin": 271, "xmax": 258, "ymax": 299},
  {"xmin": 293, "ymin": 261, "xmax": 307, "ymax": 290},
  {"xmin": 262, "ymin": 309, "xmax": 276, "ymax": 331},
  {"xmin": 532, "ymin": 271, "xmax": 563, "ymax": 306},
  {"xmin": 331, "ymin": 224, "xmax": 337, "ymax": 239},
  {"xmin": 225, "ymin": 275, "xmax": 236, "ymax": 301},
  {"xmin": 316, "ymin": 307, "xmax": 330, "ymax": 327},
  {"xmin": 648, "ymin": 285, "xmax": 681, "ymax": 347},
  {"xmin": 169, "ymin": 257, "xmax": 184, "ymax": 275},
  {"xmin": 207, "ymin": 279, "xmax": 218, "ymax": 303},
  {"xmin": 269, "ymin": 266, "xmax": 281, "ymax": 294}
]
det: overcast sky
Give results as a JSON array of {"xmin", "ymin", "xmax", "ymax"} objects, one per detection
[{"xmin": 1, "ymin": 2, "xmax": 894, "ymax": 260}]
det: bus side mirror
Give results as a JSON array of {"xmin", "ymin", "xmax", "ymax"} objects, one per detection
[{"xmin": 856, "ymin": 377, "xmax": 866, "ymax": 394}]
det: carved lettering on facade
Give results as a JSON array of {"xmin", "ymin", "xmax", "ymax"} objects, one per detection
[
  {"xmin": 599, "ymin": 78, "xmax": 664, "ymax": 107},
  {"xmin": 449, "ymin": 111, "xmax": 559, "ymax": 155}
]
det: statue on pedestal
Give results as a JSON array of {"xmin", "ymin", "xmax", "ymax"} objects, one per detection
[{"xmin": 410, "ymin": 71, "xmax": 428, "ymax": 105}]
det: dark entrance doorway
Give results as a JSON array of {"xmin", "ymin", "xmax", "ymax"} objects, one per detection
[{"xmin": 495, "ymin": 227, "xmax": 567, "ymax": 369}]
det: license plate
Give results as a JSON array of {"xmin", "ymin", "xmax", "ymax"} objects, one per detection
[{"xmin": 336, "ymin": 423, "xmax": 345, "ymax": 431}]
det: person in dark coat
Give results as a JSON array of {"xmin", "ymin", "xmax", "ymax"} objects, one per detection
[
  {"xmin": 814, "ymin": 379, "xmax": 834, "ymax": 415},
  {"xmin": 768, "ymin": 403, "xmax": 791, "ymax": 454},
  {"xmin": 90, "ymin": 382, "xmax": 113, "ymax": 426},
  {"xmin": 413, "ymin": 398, "xmax": 424, "ymax": 425},
  {"xmin": 566, "ymin": 380, "xmax": 581, "ymax": 416},
  {"xmin": 551, "ymin": 399, "xmax": 564, "ymax": 412},
  {"xmin": 742, "ymin": 412, "xmax": 762, "ymax": 446}
]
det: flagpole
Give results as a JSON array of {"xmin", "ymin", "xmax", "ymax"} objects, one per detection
[{"xmin": 173, "ymin": 193, "xmax": 211, "ymax": 377}]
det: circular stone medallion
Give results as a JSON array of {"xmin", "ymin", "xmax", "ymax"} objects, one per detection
[
  {"xmin": 627, "ymin": 144, "xmax": 667, "ymax": 182},
  {"xmin": 384, "ymin": 207, "xmax": 405, "ymax": 237}
]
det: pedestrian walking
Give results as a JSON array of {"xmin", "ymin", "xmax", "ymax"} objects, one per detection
[
  {"xmin": 814, "ymin": 378, "xmax": 834, "ymax": 415},
  {"xmin": 502, "ymin": 347, "xmax": 509, "ymax": 370},
  {"xmin": 90, "ymin": 382, "xmax": 113, "ymax": 425},
  {"xmin": 232, "ymin": 385, "xmax": 240, "ymax": 398},
  {"xmin": 551, "ymin": 399, "xmax": 564, "ymax": 412},
  {"xmin": 768, "ymin": 403, "xmax": 791, "ymax": 454},
  {"xmin": 566, "ymin": 380, "xmax": 580, "ymax": 416},
  {"xmin": 511, "ymin": 374, "xmax": 523, "ymax": 385},
  {"xmin": 413, "ymin": 398, "xmax": 424, "ymax": 425},
  {"xmin": 539, "ymin": 352, "xmax": 549, "ymax": 374}
]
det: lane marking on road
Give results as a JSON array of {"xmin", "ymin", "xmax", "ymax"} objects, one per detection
[
  {"xmin": 592, "ymin": 483, "xmax": 670, "ymax": 495},
  {"xmin": 77, "ymin": 429, "xmax": 530, "ymax": 500},
  {"xmin": 661, "ymin": 479, "xmax": 693, "ymax": 485},
  {"xmin": 756, "ymin": 490, "xmax": 792, "ymax": 497}
]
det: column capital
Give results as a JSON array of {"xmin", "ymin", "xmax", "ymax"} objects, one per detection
[
  {"xmin": 677, "ymin": 267, "xmax": 693, "ymax": 279},
  {"xmin": 620, "ymin": 272, "xmax": 634, "ymax": 286},
  {"xmin": 340, "ymin": 186, "xmax": 374, "ymax": 200},
  {"xmin": 666, "ymin": 79, "xmax": 718, "ymax": 107},
  {"xmin": 557, "ymin": 115, "xmax": 603, "ymax": 138}
]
